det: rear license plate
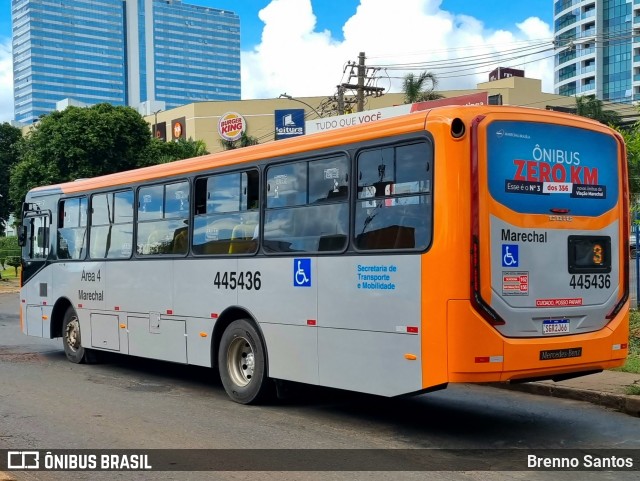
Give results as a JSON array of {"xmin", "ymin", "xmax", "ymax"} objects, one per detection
[{"xmin": 543, "ymin": 319, "xmax": 570, "ymax": 334}]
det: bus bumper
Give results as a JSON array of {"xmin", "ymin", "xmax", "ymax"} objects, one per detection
[{"xmin": 445, "ymin": 300, "xmax": 629, "ymax": 384}]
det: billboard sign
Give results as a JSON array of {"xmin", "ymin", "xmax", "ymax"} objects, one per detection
[
  {"xmin": 274, "ymin": 109, "xmax": 305, "ymax": 140},
  {"xmin": 154, "ymin": 122, "xmax": 166, "ymax": 141},
  {"xmin": 218, "ymin": 112, "xmax": 246, "ymax": 141},
  {"xmin": 171, "ymin": 117, "xmax": 186, "ymax": 140},
  {"xmin": 411, "ymin": 92, "xmax": 488, "ymax": 111},
  {"xmin": 305, "ymin": 92, "xmax": 489, "ymax": 134},
  {"xmin": 489, "ymin": 67, "xmax": 525, "ymax": 82}
]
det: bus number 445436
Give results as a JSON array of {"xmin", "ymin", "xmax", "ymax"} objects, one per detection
[
  {"xmin": 214, "ymin": 271, "xmax": 262, "ymax": 290},
  {"xmin": 569, "ymin": 274, "xmax": 611, "ymax": 290}
]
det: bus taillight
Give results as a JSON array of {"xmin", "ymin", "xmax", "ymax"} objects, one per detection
[{"xmin": 470, "ymin": 236, "xmax": 505, "ymax": 326}]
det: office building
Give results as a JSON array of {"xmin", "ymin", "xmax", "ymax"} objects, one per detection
[
  {"xmin": 554, "ymin": 0, "xmax": 632, "ymax": 102},
  {"xmin": 11, "ymin": 0, "xmax": 240, "ymax": 124}
]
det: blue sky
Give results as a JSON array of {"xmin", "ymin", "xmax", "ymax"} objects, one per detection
[
  {"xmin": 169, "ymin": 0, "xmax": 554, "ymax": 50},
  {"xmin": 0, "ymin": 0, "xmax": 556, "ymax": 121}
]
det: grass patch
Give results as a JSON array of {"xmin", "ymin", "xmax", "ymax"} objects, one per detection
[
  {"xmin": 0, "ymin": 266, "xmax": 20, "ymax": 279},
  {"xmin": 614, "ymin": 309, "xmax": 640, "ymax": 374},
  {"xmin": 625, "ymin": 384, "xmax": 640, "ymax": 396}
]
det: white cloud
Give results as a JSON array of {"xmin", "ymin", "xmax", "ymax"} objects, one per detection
[
  {"xmin": 241, "ymin": 0, "xmax": 554, "ymax": 100},
  {"xmin": 241, "ymin": 0, "xmax": 346, "ymax": 99},
  {"xmin": 0, "ymin": 0, "xmax": 555, "ymax": 120},
  {"xmin": 0, "ymin": 38, "xmax": 13, "ymax": 122}
]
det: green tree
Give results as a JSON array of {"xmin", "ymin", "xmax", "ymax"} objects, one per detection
[
  {"xmin": 219, "ymin": 131, "xmax": 259, "ymax": 150},
  {"xmin": 401, "ymin": 71, "xmax": 444, "ymax": 104},
  {"xmin": 5, "ymin": 256, "xmax": 20, "ymax": 276},
  {"xmin": 0, "ymin": 123, "xmax": 23, "ymax": 235},
  {"xmin": 0, "ymin": 236, "xmax": 19, "ymax": 271},
  {"xmin": 143, "ymin": 137, "xmax": 209, "ymax": 164},
  {"xmin": 575, "ymin": 95, "xmax": 620, "ymax": 127},
  {"xmin": 616, "ymin": 123, "xmax": 640, "ymax": 202},
  {"xmin": 9, "ymin": 104, "xmax": 154, "ymax": 216}
]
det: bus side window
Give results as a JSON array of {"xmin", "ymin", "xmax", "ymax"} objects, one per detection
[
  {"xmin": 192, "ymin": 170, "xmax": 259, "ymax": 256},
  {"xmin": 90, "ymin": 191, "xmax": 134, "ymax": 259},
  {"xmin": 137, "ymin": 181, "xmax": 190, "ymax": 256},
  {"xmin": 354, "ymin": 142, "xmax": 432, "ymax": 251},
  {"xmin": 28, "ymin": 215, "xmax": 50, "ymax": 259},
  {"xmin": 37, "ymin": 226, "xmax": 49, "ymax": 250},
  {"xmin": 57, "ymin": 197, "xmax": 87, "ymax": 260},
  {"xmin": 264, "ymin": 155, "xmax": 349, "ymax": 253}
]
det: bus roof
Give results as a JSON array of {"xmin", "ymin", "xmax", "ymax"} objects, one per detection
[{"xmin": 28, "ymin": 105, "xmax": 608, "ymax": 197}]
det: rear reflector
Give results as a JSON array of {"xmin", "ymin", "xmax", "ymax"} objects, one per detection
[
  {"xmin": 396, "ymin": 326, "xmax": 419, "ymax": 334},
  {"xmin": 475, "ymin": 356, "xmax": 504, "ymax": 363}
]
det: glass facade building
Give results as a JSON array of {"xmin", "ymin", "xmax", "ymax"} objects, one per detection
[
  {"xmin": 553, "ymin": 0, "xmax": 632, "ymax": 103},
  {"xmin": 12, "ymin": 0, "xmax": 240, "ymax": 124}
]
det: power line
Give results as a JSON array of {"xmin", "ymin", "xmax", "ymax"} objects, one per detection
[
  {"xmin": 249, "ymin": 25, "xmax": 640, "ymax": 145},
  {"xmin": 371, "ymin": 41, "xmax": 552, "ymax": 70},
  {"xmin": 365, "ymin": 37, "xmax": 555, "ymax": 59}
]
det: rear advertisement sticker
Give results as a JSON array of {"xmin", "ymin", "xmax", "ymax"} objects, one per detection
[{"xmin": 487, "ymin": 121, "xmax": 618, "ymax": 217}]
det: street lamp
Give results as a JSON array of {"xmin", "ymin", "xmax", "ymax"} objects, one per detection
[{"xmin": 278, "ymin": 93, "xmax": 323, "ymax": 118}]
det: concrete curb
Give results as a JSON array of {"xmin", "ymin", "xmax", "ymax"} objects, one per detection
[{"xmin": 492, "ymin": 383, "xmax": 640, "ymax": 417}]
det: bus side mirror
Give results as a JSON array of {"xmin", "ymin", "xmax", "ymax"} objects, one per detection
[{"xmin": 17, "ymin": 226, "xmax": 27, "ymax": 247}]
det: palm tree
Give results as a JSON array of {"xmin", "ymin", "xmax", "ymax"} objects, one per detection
[
  {"xmin": 575, "ymin": 95, "xmax": 620, "ymax": 126},
  {"xmin": 219, "ymin": 131, "xmax": 259, "ymax": 150},
  {"xmin": 402, "ymin": 71, "xmax": 444, "ymax": 104}
]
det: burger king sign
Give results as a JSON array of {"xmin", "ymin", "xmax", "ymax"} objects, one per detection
[{"xmin": 218, "ymin": 112, "xmax": 246, "ymax": 141}]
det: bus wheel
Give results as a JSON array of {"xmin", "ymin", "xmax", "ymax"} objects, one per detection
[
  {"xmin": 62, "ymin": 307, "xmax": 96, "ymax": 364},
  {"xmin": 218, "ymin": 319, "xmax": 271, "ymax": 404}
]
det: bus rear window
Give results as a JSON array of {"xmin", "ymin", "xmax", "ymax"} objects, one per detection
[{"xmin": 486, "ymin": 121, "xmax": 618, "ymax": 217}]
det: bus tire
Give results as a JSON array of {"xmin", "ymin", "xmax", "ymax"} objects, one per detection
[
  {"xmin": 218, "ymin": 319, "xmax": 271, "ymax": 404},
  {"xmin": 62, "ymin": 307, "xmax": 97, "ymax": 364}
]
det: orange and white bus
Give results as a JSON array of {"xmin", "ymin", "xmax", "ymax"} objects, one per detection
[{"xmin": 18, "ymin": 105, "xmax": 629, "ymax": 404}]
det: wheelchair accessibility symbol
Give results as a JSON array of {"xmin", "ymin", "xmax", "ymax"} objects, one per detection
[
  {"xmin": 502, "ymin": 244, "xmax": 519, "ymax": 267},
  {"xmin": 293, "ymin": 258, "xmax": 311, "ymax": 287}
]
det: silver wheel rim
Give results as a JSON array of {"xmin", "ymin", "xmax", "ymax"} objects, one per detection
[
  {"xmin": 227, "ymin": 336, "xmax": 255, "ymax": 387},
  {"xmin": 65, "ymin": 316, "xmax": 81, "ymax": 353}
]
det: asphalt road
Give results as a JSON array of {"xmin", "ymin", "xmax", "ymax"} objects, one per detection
[{"xmin": 0, "ymin": 292, "xmax": 639, "ymax": 481}]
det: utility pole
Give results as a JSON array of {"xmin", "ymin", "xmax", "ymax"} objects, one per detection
[
  {"xmin": 338, "ymin": 52, "xmax": 384, "ymax": 112},
  {"xmin": 336, "ymin": 85, "xmax": 345, "ymax": 115},
  {"xmin": 356, "ymin": 51, "xmax": 365, "ymax": 112}
]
